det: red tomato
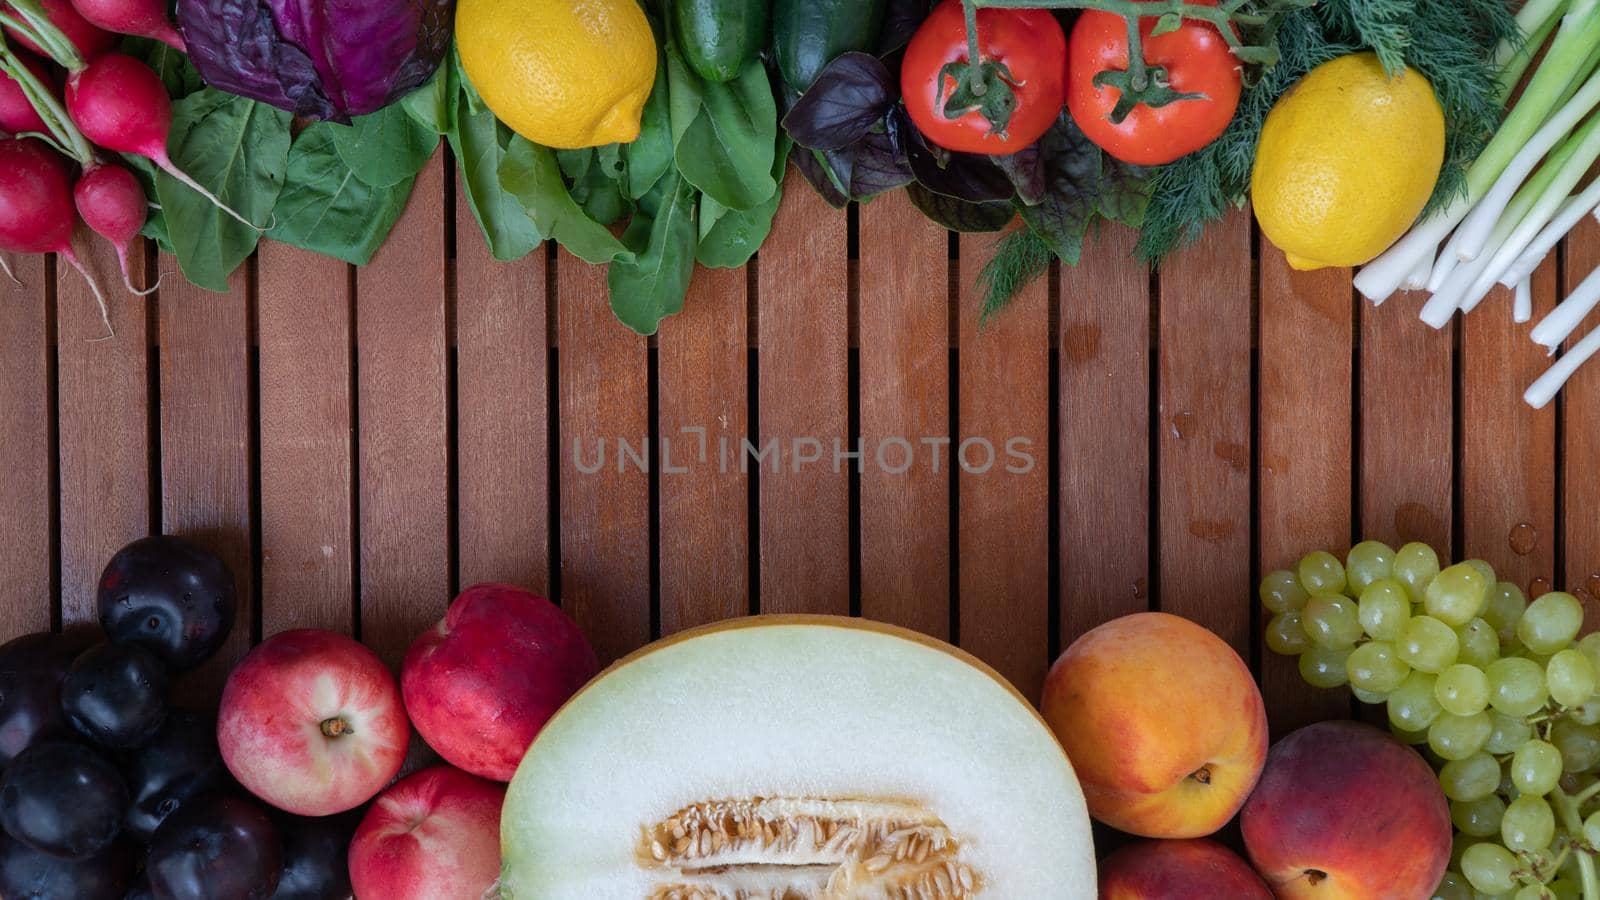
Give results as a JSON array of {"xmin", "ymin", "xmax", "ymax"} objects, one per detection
[
  {"xmin": 1068, "ymin": 2, "xmax": 1242, "ymax": 166},
  {"xmin": 901, "ymin": 0, "xmax": 1066, "ymax": 156}
]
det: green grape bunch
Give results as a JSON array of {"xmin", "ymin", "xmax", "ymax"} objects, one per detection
[{"xmin": 1261, "ymin": 541, "xmax": 1600, "ymax": 900}]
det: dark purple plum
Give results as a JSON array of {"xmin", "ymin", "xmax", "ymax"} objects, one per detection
[
  {"xmin": 0, "ymin": 741, "xmax": 127, "ymax": 859},
  {"xmin": 97, "ymin": 536, "xmax": 236, "ymax": 670},
  {"xmin": 0, "ymin": 830, "xmax": 133, "ymax": 899},
  {"xmin": 146, "ymin": 793, "xmax": 282, "ymax": 900},
  {"xmin": 271, "ymin": 810, "xmax": 359, "ymax": 899},
  {"xmin": 122, "ymin": 710, "xmax": 229, "ymax": 841},
  {"xmin": 62, "ymin": 642, "xmax": 170, "ymax": 749},
  {"xmin": 0, "ymin": 630, "xmax": 99, "ymax": 766}
]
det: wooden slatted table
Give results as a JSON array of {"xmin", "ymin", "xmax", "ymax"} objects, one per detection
[{"xmin": 3, "ymin": 151, "xmax": 1598, "ymax": 733}]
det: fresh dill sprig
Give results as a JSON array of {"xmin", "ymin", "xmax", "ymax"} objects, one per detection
[{"xmin": 978, "ymin": 228, "xmax": 1054, "ymax": 324}]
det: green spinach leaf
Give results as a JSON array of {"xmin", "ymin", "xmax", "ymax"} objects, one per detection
[
  {"xmin": 155, "ymin": 90, "xmax": 290, "ymax": 291},
  {"xmin": 608, "ymin": 172, "xmax": 698, "ymax": 335},
  {"xmin": 134, "ymin": 38, "xmax": 204, "ymax": 98},
  {"xmin": 666, "ymin": 48, "xmax": 777, "ymax": 212},
  {"xmin": 698, "ymin": 139, "xmax": 791, "ymax": 269},
  {"xmin": 499, "ymin": 136, "xmax": 632, "ymax": 265},
  {"xmin": 400, "ymin": 62, "xmax": 455, "ymax": 134},
  {"xmin": 333, "ymin": 104, "xmax": 439, "ymax": 189},
  {"xmin": 268, "ymin": 124, "xmax": 415, "ymax": 265},
  {"xmin": 450, "ymin": 94, "xmax": 542, "ymax": 262},
  {"xmin": 626, "ymin": 46, "xmax": 674, "ymax": 199}
]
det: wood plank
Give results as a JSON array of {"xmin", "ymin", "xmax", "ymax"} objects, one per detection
[
  {"xmin": 355, "ymin": 155, "xmax": 451, "ymax": 668},
  {"xmin": 1461, "ymin": 267, "xmax": 1557, "ymax": 590},
  {"xmin": 156, "ymin": 262, "xmax": 253, "ymax": 701},
  {"xmin": 1157, "ymin": 209, "xmax": 1253, "ymax": 654},
  {"xmin": 257, "ymin": 244, "xmax": 353, "ymax": 636},
  {"xmin": 1257, "ymin": 252, "xmax": 1352, "ymax": 732},
  {"xmin": 557, "ymin": 253, "xmax": 651, "ymax": 663},
  {"xmin": 0, "ymin": 252, "xmax": 53, "ymax": 636},
  {"xmin": 755, "ymin": 173, "xmax": 850, "ymax": 616},
  {"xmin": 56, "ymin": 235, "xmax": 150, "ymax": 626},
  {"xmin": 1059, "ymin": 227, "xmax": 1149, "ymax": 645},
  {"xmin": 658, "ymin": 266, "xmax": 747, "ymax": 634},
  {"xmin": 857, "ymin": 191, "xmax": 950, "ymax": 638},
  {"xmin": 958, "ymin": 229, "xmax": 1048, "ymax": 700},
  {"xmin": 1359, "ymin": 294, "xmax": 1453, "ymax": 554},
  {"xmin": 1561, "ymin": 223, "xmax": 1600, "ymax": 602},
  {"xmin": 454, "ymin": 195, "xmax": 549, "ymax": 595}
]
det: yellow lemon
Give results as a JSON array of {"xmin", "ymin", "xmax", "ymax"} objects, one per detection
[
  {"xmin": 456, "ymin": 0, "xmax": 657, "ymax": 150},
  {"xmin": 1252, "ymin": 52, "xmax": 1445, "ymax": 271}
]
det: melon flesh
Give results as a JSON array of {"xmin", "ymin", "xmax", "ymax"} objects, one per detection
[{"xmin": 499, "ymin": 617, "xmax": 1096, "ymax": 899}]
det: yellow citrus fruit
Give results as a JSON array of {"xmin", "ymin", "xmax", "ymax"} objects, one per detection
[
  {"xmin": 456, "ymin": 0, "xmax": 657, "ymax": 150},
  {"xmin": 1251, "ymin": 52, "xmax": 1445, "ymax": 271}
]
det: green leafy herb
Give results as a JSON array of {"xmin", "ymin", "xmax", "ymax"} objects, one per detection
[
  {"xmin": 451, "ymin": 90, "xmax": 543, "ymax": 262},
  {"xmin": 907, "ymin": 182, "xmax": 1014, "ymax": 234},
  {"xmin": 332, "ymin": 104, "xmax": 439, "ymax": 189},
  {"xmin": 666, "ymin": 48, "xmax": 778, "ymax": 211},
  {"xmin": 267, "ymin": 123, "xmax": 414, "ymax": 265},
  {"xmin": 154, "ymin": 89, "xmax": 290, "ymax": 292},
  {"xmin": 698, "ymin": 138, "xmax": 792, "ymax": 268},
  {"xmin": 978, "ymin": 229, "xmax": 1054, "ymax": 324},
  {"xmin": 609, "ymin": 172, "xmax": 699, "ymax": 334},
  {"xmin": 500, "ymin": 137, "xmax": 633, "ymax": 265}
]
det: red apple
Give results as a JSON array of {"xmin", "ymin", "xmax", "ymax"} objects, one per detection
[
  {"xmin": 1242, "ymin": 720, "xmax": 1450, "ymax": 899},
  {"xmin": 348, "ymin": 765, "xmax": 505, "ymax": 900},
  {"xmin": 402, "ymin": 584, "xmax": 598, "ymax": 781},
  {"xmin": 1100, "ymin": 839, "xmax": 1272, "ymax": 899},
  {"xmin": 217, "ymin": 629, "xmax": 409, "ymax": 816}
]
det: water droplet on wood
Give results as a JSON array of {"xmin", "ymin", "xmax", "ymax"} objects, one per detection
[{"xmin": 1509, "ymin": 522, "xmax": 1538, "ymax": 556}]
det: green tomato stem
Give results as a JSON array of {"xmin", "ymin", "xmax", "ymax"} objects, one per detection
[
  {"xmin": 961, "ymin": 0, "xmax": 986, "ymax": 97},
  {"xmin": 1552, "ymin": 785, "xmax": 1600, "ymax": 900}
]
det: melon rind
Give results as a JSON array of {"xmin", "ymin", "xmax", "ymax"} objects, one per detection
[{"xmin": 499, "ymin": 616, "xmax": 1096, "ymax": 898}]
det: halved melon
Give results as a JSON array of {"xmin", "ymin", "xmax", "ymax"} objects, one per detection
[{"xmin": 499, "ymin": 615, "xmax": 1096, "ymax": 899}]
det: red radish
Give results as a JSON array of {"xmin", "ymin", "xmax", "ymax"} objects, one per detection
[
  {"xmin": 3, "ymin": 0, "xmax": 116, "ymax": 64},
  {"xmin": 0, "ymin": 137, "xmax": 111, "ymax": 334},
  {"xmin": 65, "ymin": 53, "xmax": 257, "ymax": 230},
  {"xmin": 67, "ymin": 0, "xmax": 183, "ymax": 51},
  {"xmin": 74, "ymin": 164, "xmax": 154, "ymax": 295},
  {"xmin": 0, "ymin": 51, "xmax": 51, "ymax": 135}
]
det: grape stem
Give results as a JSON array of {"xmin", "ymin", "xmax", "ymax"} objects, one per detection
[
  {"xmin": 1552, "ymin": 785, "xmax": 1600, "ymax": 900},
  {"xmin": 1578, "ymin": 780, "xmax": 1600, "ymax": 808}
]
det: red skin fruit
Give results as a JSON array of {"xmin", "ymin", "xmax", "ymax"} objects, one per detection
[
  {"xmin": 348, "ymin": 766, "xmax": 506, "ymax": 900},
  {"xmin": 4, "ymin": 0, "xmax": 116, "ymax": 61},
  {"xmin": 74, "ymin": 163, "xmax": 145, "ymax": 275},
  {"xmin": 1241, "ymin": 720, "xmax": 1451, "ymax": 899},
  {"xmin": 217, "ymin": 629, "xmax": 410, "ymax": 817},
  {"xmin": 0, "ymin": 52, "xmax": 52, "ymax": 135},
  {"xmin": 64, "ymin": 52, "xmax": 172, "ymax": 163},
  {"xmin": 67, "ymin": 0, "xmax": 183, "ymax": 51},
  {"xmin": 401, "ymin": 583, "xmax": 599, "ymax": 782},
  {"xmin": 0, "ymin": 137, "xmax": 75, "ymax": 255},
  {"xmin": 1099, "ymin": 839, "xmax": 1273, "ymax": 900}
]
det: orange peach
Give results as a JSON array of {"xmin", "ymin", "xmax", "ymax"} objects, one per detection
[
  {"xmin": 1100, "ymin": 839, "xmax": 1272, "ymax": 899},
  {"xmin": 1040, "ymin": 612, "xmax": 1268, "ymax": 837},
  {"xmin": 1241, "ymin": 720, "xmax": 1450, "ymax": 899}
]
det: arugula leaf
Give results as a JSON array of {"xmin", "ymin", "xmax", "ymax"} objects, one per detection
[
  {"xmin": 268, "ymin": 124, "xmax": 415, "ymax": 265},
  {"xmin": 155, "ymin": 90, "xmax": 290, "ymax": 291},
  {"xmin": 333, "ymin": 104, "xmax": 439, "ymax": 189},
  {"xmin": 698, "ymin": 139, "xmax": 791, "ymax": 268},
  {"xmin": 608, "ymin": 172, "xmax": 698, "ymax": 334},
  {"xmin": 450, "ymin": 93, "xmax": 542, "ymax": 262},
  {"xmin": 499, "ymin": 136, "xmax": 633, "ymax": 265},
  {"xmin": 666, "ymin": 48, "xmax": 777, "ymax": 211}
]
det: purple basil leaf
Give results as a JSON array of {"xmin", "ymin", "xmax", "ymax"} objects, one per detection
[
  {"xmin": 783, "ymin": 52, "xmax": 896, "ymax": 151},
  {"xmin": 995, "ymin": 142, "xmax": 1046, "ymax": 206},
  {"xmin": 177, "ymin": 0, "xmax": 454, "ymax": 123},
  {"xmin": 845, "ymin": 122, "xmax": 913, "ymax": 199},
  {"xmin": 902, "ymin": 111, "xmax": 1015, "ymax": 203},
  {"xmin": 906, "ymin": 183, "xmax": 1015, "ymax": 233},
  {"xmin": 1017, "ymin": 116, "xmax": 1103, "ymax": 264},
  {"xmin": 878, "ymin": 0, "xmax": 932, "ymax": 55},
  {"xmin": 792, "ymin": 147, "xmax": 850, "ymax": 209}
]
